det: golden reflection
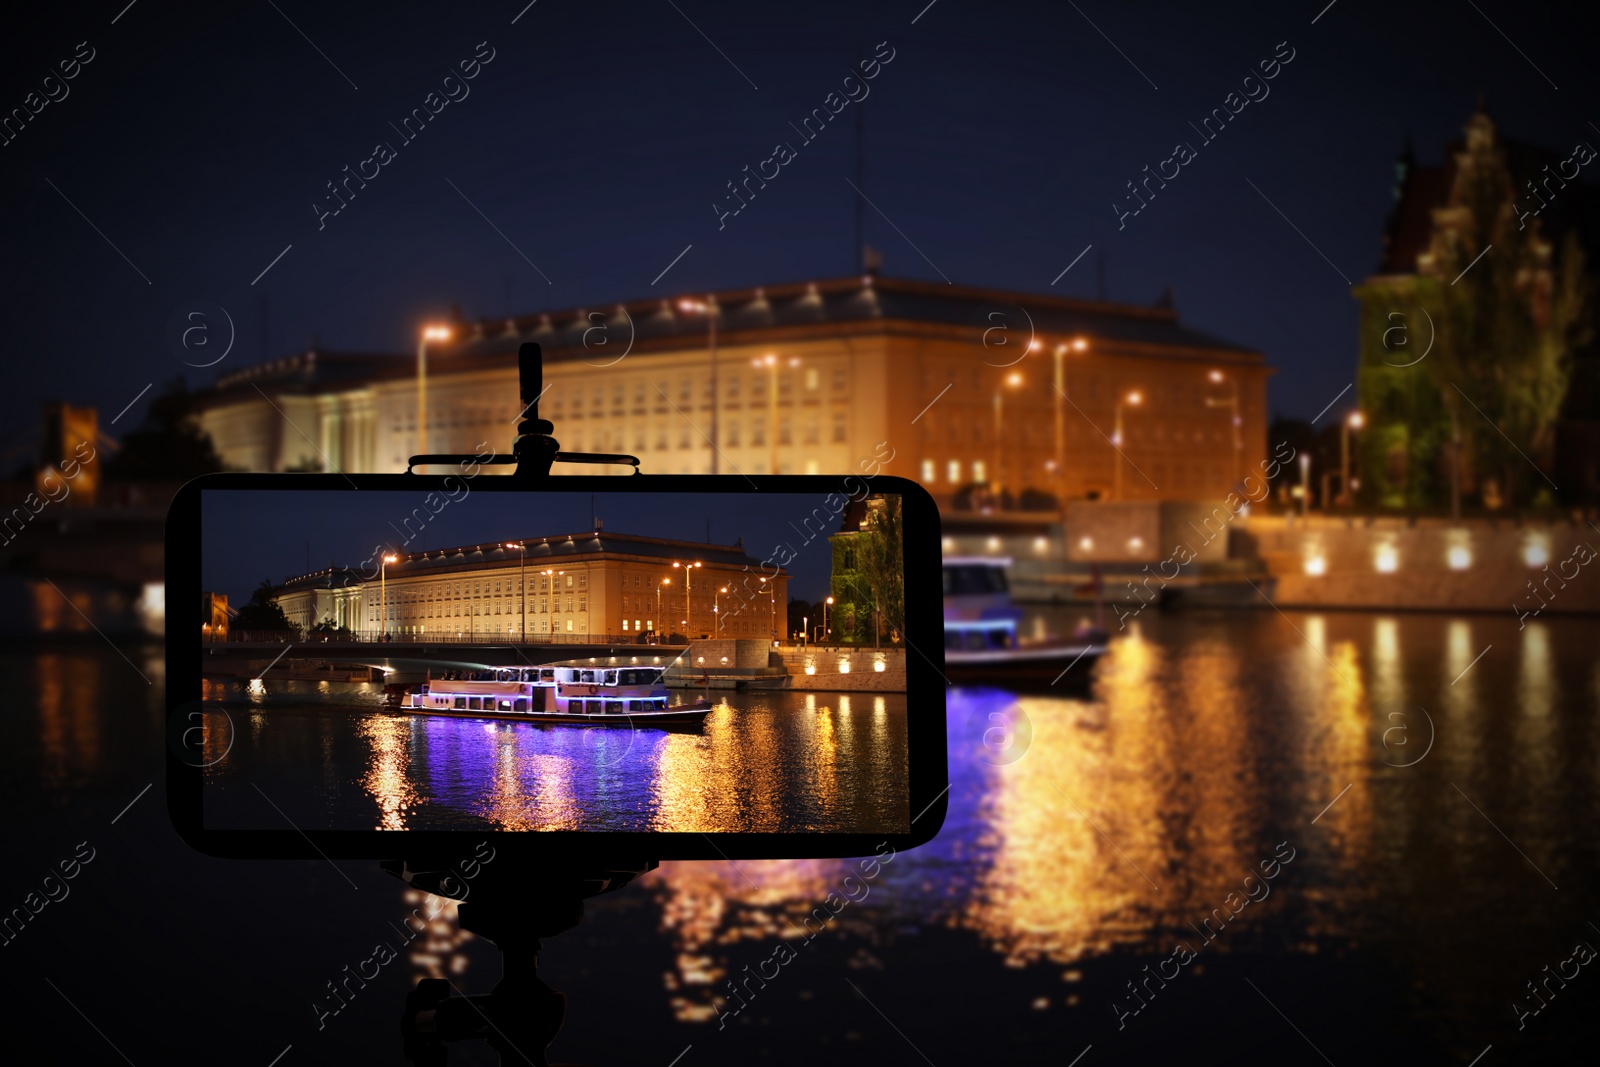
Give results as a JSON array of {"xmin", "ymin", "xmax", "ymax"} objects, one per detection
[
  {"xmin": 479, "ymin": 735, "xmax": 581, "ymax": 830},
  {"xmin": 1511, "ymin": 623, "xmax": 1557, "ymax": 790},
  {"xmin": 645, "ymin": 857, "xmax": 850, "ymax": 1021},
  {"xmin": 356, "ymin": 715, "xmax": 424, "ymax": 830},
  {"xmin": 34, "ymin": 652, "xmax": 102, "ymax": 792}
]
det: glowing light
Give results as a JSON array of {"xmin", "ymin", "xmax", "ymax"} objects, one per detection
[
  {"xmin": 1447, "ymin": 545, "xmax": 1472, "ymax": 571},
  {"xmin": 942, "ymin": 537, "xmax": 955, "ymax": 551},
  {"xmin": 804, "ymin": 662, "xmax": 817, "ymax": 675},
  {"xmin": 1125, "ymin": 391, "xmax": 1143, "ymax": 406},
  {"xmin": 1523, "ymin": 537, "xmax": 1550, "ymax": 568},
  {"xmin": 986, "ymin": 537, "xmax": 1002, "ymax": 552},
  {"xmin": 1034, "ymin": 537, "xmax": 1049, "ymax": 552},
  {"xmin": 873, "ymin": 659, "xmax": 886, "ymax": 673},
  {"xmin": 1127, "ymin": 537, "xmax": 1144, "ymax": 550},
  {"xmin": 1078, "ymin": 536, "xmax": 1093, "ymax": 551},
  {"xmin": 838, "ymin": 659, "xmax": 851, "ymax": 674},
  {"xmin": 1347, "ymin": 411, "xmax": 1365, "ymax": 430},
  {"xmin": 1375, "ymin": 545, "xmax": 1399, "ymax": 574},
  {"xmin": 421, "ymin": 325, "xmax": 451, "ymax": 342},
  {"xmin": 1304, "ymin": 554, "xmax": 1327, "ymax": 576},
  {"xmin": 1208, "ymin": 369, "xmax": 1224, "ymax": 383}
]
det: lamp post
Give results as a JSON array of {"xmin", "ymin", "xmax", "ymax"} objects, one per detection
[
  {"xmin": 416, "ymin": 325, "xmax": 451, "ymax": 457},
  {"xmin": 1340, "ymin": 410, "xmax": 1364, "ymax": 506},
  {"xmin": 679, "ymin": 297, "xmax": 719, "ymax": 473},
  {"xmin": 1111, "ymin": 390, "xmax": 1143, "ymax": 501},
  {"xmin": 380, "ymin": 553, "xmax": 398, "ymax": 640},
  {"xmin": 753, "ymin": 353, "xmax": 800, "ymax": 475},
  {"xmin": 671, "ymin": 560, "xmax": 702, "ymax": 636},
  {"xmin": 656, "ymin": 577, "xmax": 670, "ymax": 642},
  {"xmin": 1051, "ymin": 338, "xmax": 1089, "ymax": 506},
  {"xmin": 822, "ymin": 595, "xmax": 833, "ymax": 646},
  {"xmin": 504, "ymin": 542, "xmax": 526, "ymax": 640},
  {"xmin": 1205, "ymin": 369, "xmax": 1243, "ymax": 491},
  {"xmin": 759, "ymin": 575, "xmax": 776, "ymax": 642},
  {"xmin": 715, "ymin": 585, "xmax": 728, "ymax": 634},
  {"xmin": 990, "ymin": 371, "xmax": 1024, "ymax": 497}
]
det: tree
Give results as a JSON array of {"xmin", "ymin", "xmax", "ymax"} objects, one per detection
[
  {"xmin": 105, "ymin": 377, "xmax": 225, "ymax": 481},
  {"xmin": 855, "ymin": 495, "xmax": 905, "ymax": 639},
  {"xmin": 234, "ymin": 580, "xmax": 297, "ymax": 634},
  {"xmin": 1355, "ymin": 116, "xmax": 1590, "ymax": 512}
]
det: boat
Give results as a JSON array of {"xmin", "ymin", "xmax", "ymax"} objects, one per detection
[
  {"xmin": 390, "ymin": 664, "xmax": 715, "ymax": 725},
  {"xmin": 943, "ymin": 557, "xmax": 1107, "ymax": 686}
]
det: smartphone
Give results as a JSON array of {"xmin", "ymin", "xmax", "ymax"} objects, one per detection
[{"xmin": 166, "ymin": 472, "xmax": 947, "ymax": 861}]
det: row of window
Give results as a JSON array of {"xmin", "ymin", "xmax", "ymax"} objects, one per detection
[
  {"xmin": 551, "ymin": 367, "xmax": 849, "ymax": 408},
  {"xmin": 918, "ymin": 458, "xmax": 1226, "ymax": 486}
]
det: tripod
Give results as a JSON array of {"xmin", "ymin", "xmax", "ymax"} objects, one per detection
[
  {"xmin": 392, "ymin": 341, "xmax": 654, "ymax": 1063},
  {"xmin": 384, "ymin": 858, "xmax": 656, "ymax": 1066}
]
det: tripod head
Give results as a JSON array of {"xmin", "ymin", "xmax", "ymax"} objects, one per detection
[{"xmin": 404, "ymin": 343, "xmax": 642, "ymax": 478}]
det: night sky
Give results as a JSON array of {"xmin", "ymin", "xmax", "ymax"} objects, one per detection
[
  {"xmin": 200, "ymin": 488, "xmax": 863, "ymax": 604},
  {"xmin": 4, "ymin": 1, "xmax": 1595, "ymax": 465}
]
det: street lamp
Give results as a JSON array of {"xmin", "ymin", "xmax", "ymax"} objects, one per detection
[
  {"xmin": 1052, "ymin": 337, "xmax": 1089, "ymax": 507},
  {"xmin": 416, "ymin": 324, "xmax": 451, "ymax": 456},
  {"xmin": 753, "ymin": 353, "xmax": 800, "ymax": 475},
  {"xmin": 655, "ymin": 577, "xmax": 670, "ymax": 641},
  {"xmin": 759, "ymin": 575, "xmax": 776, "ymax": 642},
  {"xmin": 715, "ymin": 585, "xmax": 729, "ymax": 634},
  {"xmin": 822, "ymin": 595, "xmax": 834, "ymax": 646},
  {"xmin": 1205, "ymin": 368, "xmax": 1243, "ymax": 491},
  {"xmin": 1112, "ymin": 390, "xmax": 1143, "ymax": 501},
  {"xmin": 671, "ymin": 560, "xmax": 702, "ymax": 636},
  {"xmin": 679, "ymin": 297, "xmax": 719, "ymax": 473},
  {"xmin": 992, "ymin": 371, "xmax": 1024, "ymax": 498},
  {"xmin": 1340, "ymin": 410, "xmax": 1364, "ymax": 506},
  {"xmin": 504, "ymin": 542, "xmax": 527, "ymax": 640},
  {"xmin": 380, "ymin": 553, "xmax": 398, "ymax": 639}
]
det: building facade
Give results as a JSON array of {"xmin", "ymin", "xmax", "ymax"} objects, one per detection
[
  {"xmin": 197, "ymin": 275, "xmax": 1269, "ymax": 506},
  {"xmin": 270, "ymin": 531, "xmax": 789, "ymax": 641}
]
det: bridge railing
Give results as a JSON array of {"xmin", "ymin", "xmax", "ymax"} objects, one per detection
[{"xmin": 213, "ymin": 629, "xmax": 694, "ymax": 647}]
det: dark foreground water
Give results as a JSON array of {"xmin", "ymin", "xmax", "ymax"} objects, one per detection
[
  {"xmin": 199, "ymin": 688, "xmax": 909, "ymax": 833},
  {"xmin": 4, "ymin": 609, "xmax": 1599, "ymax": 1065}
]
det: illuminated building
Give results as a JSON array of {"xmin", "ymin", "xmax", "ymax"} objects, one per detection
[
  {"xmin": 270, "ymin": 531, "xmax": 788, "ymax": 640},
  {"xmin": 193, "ymin": 275, "xmax": 1267, "ymax": 504}
]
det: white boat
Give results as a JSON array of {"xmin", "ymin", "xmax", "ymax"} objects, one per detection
[
  {"xmin": 394, "ymin": 664, "xmax": 714, "ymax": 725},
  {"xmin": 943, "ymin": 557, "xmax": 1106, "ymax": 685}
]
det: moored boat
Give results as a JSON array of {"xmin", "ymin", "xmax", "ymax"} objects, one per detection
[
  {"xmin": 943, "ymin": 557, "xmax": 1106, "ymax": 686},
  {"xmin": 391, "ymin": 663, "xmax": 714, "ymax": 725}
]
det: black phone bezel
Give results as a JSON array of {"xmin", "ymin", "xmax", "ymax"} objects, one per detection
[{"xmin": 166, "ymin": 471, "xmax": 948, "ymax": 860}]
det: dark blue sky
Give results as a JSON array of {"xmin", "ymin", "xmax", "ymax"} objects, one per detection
[
  {"xmin": 200, "ymin": 488, "xmax": 854, "ymax": 603},
  {"xmin": 4, "ymin": 1, "xmax": 1594, "ymax": 466}
]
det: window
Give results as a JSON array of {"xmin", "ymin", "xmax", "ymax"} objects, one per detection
[
  {"xmin": 578, "ymin": 573, "xmax": 587, "ymax": 589},
  {"xmin": 752, "ymin": 421, "xmax": 766, "ymax": 445},
  {"xmin": 779, "ymin": 374, "xmax": 792, "ymax": 395},
  {"xmin": 578, "ymin": 596, "xmax": 587, "ymax": 612},
  {"xmin": 974, "ymin": 460, "xmax": 988, "ymax": 482},
  {"xmin": 921, "ymin": 459, "xmax": 936, "ymax": 482},
  {"xmin": 805, "ymin": 367, "xmax": 819, "ymax": 390},
  {"xmin": 565, "ymin": 597, "xmax": 573, "ymax": 612},
  {"xmin": 948, "ymin": 459, "xmax": 962, "ymax": 483},
  {"xmin": 833, "ymin": 367, "xmax": 847, "ymax": 390},
  {"xmin": 680, "ymin": 378, "xmax": 691, "ymax": 400},
  {"xmin": 728, "ymin": 376, "xmax": 740, "ymax": 398},
  {"xmin": 779, "ymin": 418, "xmax": 792, "ymax": 445},
  {"xmin": 727, "ymin": 421, "xmax": 740, "ymax": 446},
  {"xmin": 804, "ymin": 419, "xmax": 819, "ymax": 445},
  {"xmin": 832, "ymin": 413, "xmax": 847, "ymax": 443},
  {"xmin": 565, "ymin": 574, "xmax": 574, "ymax": 589},
  {"xmin": 566, "ymin": 619, "xmax": 574, "ymax": 632},
  {"xmin": 622, "ymin": 620, "xmax": 629, "ymax": 630}
]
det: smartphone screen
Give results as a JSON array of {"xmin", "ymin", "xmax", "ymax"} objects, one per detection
[{"xmin": 170, "ymin": 474, "xmax": 946, "ymax": 858}]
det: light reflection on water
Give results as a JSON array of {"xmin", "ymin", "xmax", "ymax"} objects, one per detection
[
  {"xmin": 199, "ymin": 688, "xmax": 910, "ymax": 834},
  {"xmin": 639, "ymin": 609, "xmax": 1600, "ymax": 1039}
]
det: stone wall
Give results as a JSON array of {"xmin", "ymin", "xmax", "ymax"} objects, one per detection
[
  {"xmin": 1243, "ymin": 514, "xmax": 1600, "ymax": 616},
  {"xmin": 774, "ymin": 646, "xmax": 908, "ymax": 691}
]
